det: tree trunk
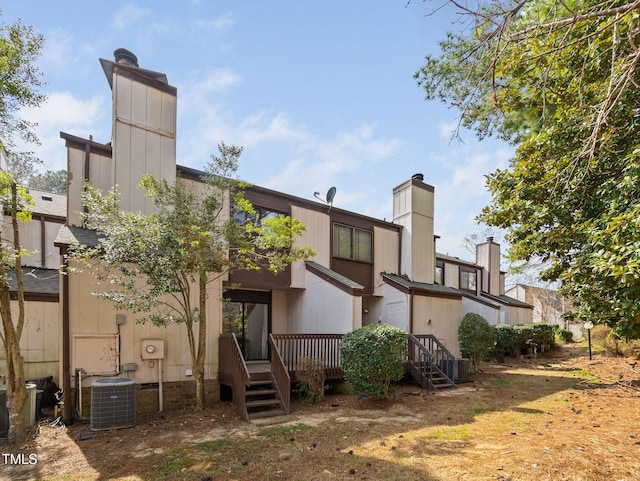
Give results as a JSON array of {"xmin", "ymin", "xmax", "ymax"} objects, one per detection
[
  {"xmin": 0, "ymin": 181, "xmax": 29, "ymax": 444},
  {"xmin": 1, "ymin": 284, "xmax": 28, "ymax": 444},
  {"xmin": 193, "ymin": 271, "xmax": 208, "ymax": 411}
]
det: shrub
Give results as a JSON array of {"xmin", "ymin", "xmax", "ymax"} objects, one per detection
[
  {"xmin": 294, "ymin": 357, "xmax": 326, "ymax": 405},
  {"xmin": 339, "ymin": 324, "xmax": 407, "ymax": 400},
  {"xmin": 492, "ymin": 324, "xmax": 520, "ymax": 361},
  {"xmin": 458, "ymin": 313, "xmax": 493, "ymax": 372},
  {"xmin": 531, "ymin": 324, "xmax": 557, "ymax": 352},
  {"xmin": 556, "ymin": 328, "xmax": 574, "ymax": 343}
]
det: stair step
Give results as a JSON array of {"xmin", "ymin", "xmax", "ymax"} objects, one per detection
[
  {"xmin": 245, "ymin": 388, "xmax": 277, "ymax": 396},
  {"xmin": 248, "ymin": 408, "xmax": 288, "ymax": 420},
  {"xmin": 246, "ymin": 399, "xmax": 282, "ymax": 408},
  {"xmin": 249, "ymin": 379, "xmax": 274, "ymax": 387}
]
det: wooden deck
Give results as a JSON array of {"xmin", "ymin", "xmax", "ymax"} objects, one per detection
[{"xmin": 220, "ymin": 332, "xmax": 458, "ymax": 421}]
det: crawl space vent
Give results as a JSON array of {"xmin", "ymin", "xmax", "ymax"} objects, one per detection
[{"xmin": 90, "ymin": 377, "xmax": 136, "ymax": 431}]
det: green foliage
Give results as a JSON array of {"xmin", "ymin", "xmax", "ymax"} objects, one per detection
[
  {"xmin": 28, "ymin": 169, "xmax": 67, "ymax": 193},
  {"xmin": 492, "ymin": 324, "xmax": 558, "ymax": 359},
  {"xmin": 72, "ymin": 142, "xmax": 313, "ymax": 409},
  {"xmin": 339, "ymin": 324, "xmax": 407, "ymax": 400},
  {"xmin": 458, "ymin": 313, "xmax": 493, "ymax": 372},
  {"xmin": 0, "ymin": 16, "xmax": 45, "ymax": 151},
  {"xmin": 491, "ymin": 324, "xmax": 522, "ymax": 361},
  {"xmin": 76, "ymin": 142, "xmax": 312, "ymax": 326},
  {"xmin": 556, "ymin": 328, "xmax": 574, "ymax": 344},
  {"xmin": 417, "ymin": 0, "xmax": 640, "ymax": 339}
]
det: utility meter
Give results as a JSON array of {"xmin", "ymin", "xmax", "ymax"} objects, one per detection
[{"xmin": 141, "ymin": 339, "xmax": 165, "ymax": 360}]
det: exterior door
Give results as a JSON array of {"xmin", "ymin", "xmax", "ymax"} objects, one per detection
[{"xmin": 223, "ymin": 291, "xmax": 271, "ymax": 361}]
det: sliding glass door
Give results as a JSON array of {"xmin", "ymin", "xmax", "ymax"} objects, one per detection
[{"xmin": 223, "ymin": 292, "xmax": 270, "ymax": 361}]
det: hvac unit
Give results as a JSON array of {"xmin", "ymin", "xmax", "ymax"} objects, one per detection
[
  {"xmin": 90, "ymin": 377, "xmax": 136, "ymax": 431},
  {"xmin": 438, "ymin": 358, "xmax": 471, "ymax": 383}
]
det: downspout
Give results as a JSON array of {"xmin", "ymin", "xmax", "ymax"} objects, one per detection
[
  {"xmin": 61, "ymin": 247, "xmax": 72, "ymax": 423},
  {"xmin": 409, "ymin": 288, "xmax": 414, "ymax": 335}
]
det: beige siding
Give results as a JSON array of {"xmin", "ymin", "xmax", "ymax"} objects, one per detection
[
  {"xmin": 112, "ymin": 73, "xmax": 176, "ymax": 215},
  {"xmin": 443, "ymin": 263, "xmax": 459, "ymax": 289},
  {"xmin": 506, "ymin": 306, "xmax": 533, "ymax": 325},
  {"xmin": 393, "ymin": 182, "xmax": 435, "ymax": 284},
  {"xmin": 66, "ymin": 260, "xmax": 223, "ymax": 390},
  {"xmin": 271, "ymin": 289, "xmax": 288, "ymax": 334},
  {"xmin": 476, "ymin": 241, "xmax": 501, "ymax": 296},
  {"xmin": 0, "ymin": 300, "xmax": 59, "ymax": 382},
  {"xmin": 373, "ymin": 226, "xmax": 399, "ymax": 296},
  {"xmin": 290, "ymin": 206, "xmax": 330, "ymax": 288},
  {"xmin": 412, "ymin": 295, "xmax": 462, "ymax": 357},
  {"xmin": 67, "ymin": 147, "xmax": 113, "ymax": 227}
]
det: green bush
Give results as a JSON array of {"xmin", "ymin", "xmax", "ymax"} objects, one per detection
[
  {"xmin": 339, "ymin": 324, "xmax": 407, "ymax": 400},
  {"xmin": 492, "ymin": 324, "xmax": 559, "ymax": 359},
  {"xmin": 556, "ymin": 328, "xmax": 574, "ymax": 343},
  {"xmin": 458, "ymin": 313, "xmax": 493, "ymax": 372},
  {"xmin": 530, "ymin": 324, "xmax": 557, "ymax": 352},
  {"xmin": 492, "ymin": 324, "xmax": 521, "ymax": 361}
]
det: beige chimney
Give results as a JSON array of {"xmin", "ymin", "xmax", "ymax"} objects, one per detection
[
  {"xmin": 392, "ymin": 174, "xmax": 435, "ymax": 284},
  {"xmin": 100, "ymin": 48, "xmax": 177, "ymax": 214},
  {"xmin": 476, "ymin": 237, "xmax": 501, "ymax": 296}
]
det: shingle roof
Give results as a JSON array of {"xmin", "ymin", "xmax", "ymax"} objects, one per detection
[
  {"xmin": 305, "ymin": 261, "xmax": 364, "ymax": 294},
  {"xmin": 54, "ymin": 226, "xmax": 102, "ymax": 248},
  {"xmin": 7, "ymin": 267, "xmax": 59, "ymax": 296},
  {"xmin": 28, "ymin": 189, "xmax": 67, "ymax": 218},
  {"xmin": 482, "ymin": 292, "xmax": 533, "ymax": 309},
  {"xmin": 382, "ymin": 273, "xmax": 463, "ymax": 298}
]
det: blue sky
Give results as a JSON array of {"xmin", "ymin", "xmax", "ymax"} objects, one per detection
[{"xmin": 3, "ymin": 1, "xmax": 513, "ymax": 260}]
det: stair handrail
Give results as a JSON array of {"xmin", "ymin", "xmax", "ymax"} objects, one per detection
[
  {"xmin": 219, "ymin": 333, "xmax": 251, "ymax": 421},
  {"xmin": 407, "ymin": 334, "xmax": 435, "ymax": 388},
  {"xmin": 268, "ymin": 334, "xmax": 291, "ymax": 415}
]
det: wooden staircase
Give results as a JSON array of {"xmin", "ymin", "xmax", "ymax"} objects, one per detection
[
  {"xmin": 244, "ymin": 372, "xmax": 288, "ymax": 420},
  {"xmin": 407, "ymin": 334, "xmax": 456, "ymax": 391}
]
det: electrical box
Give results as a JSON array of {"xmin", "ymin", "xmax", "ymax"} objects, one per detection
[{"xmin": 141, "ymin": 339, "xmax": 165, "ymax": 360}]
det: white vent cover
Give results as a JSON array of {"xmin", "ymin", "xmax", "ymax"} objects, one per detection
[{"xmin": 90, "ymin": 377, "xmax": 136, "ymax": 431}]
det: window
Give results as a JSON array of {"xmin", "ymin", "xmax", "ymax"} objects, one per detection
[
  {"xmin": 234, "ymin": 206, "xmax": 282, "ymax": 226},
  {"xmin": 460, "ymin": 269, "xmax": 477, "ymax": 292},
  {"xmin": 435, "ymin": 263, "xmax": 444, "ymax": 285},
  {"xmin": 333, "ymin": 223, "xmax": 372, "ymax": 263}
]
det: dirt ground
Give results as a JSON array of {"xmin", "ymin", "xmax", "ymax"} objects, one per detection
[{"xmin": 2, "ymin": 344, "xmax": 640, "ymax": 481}]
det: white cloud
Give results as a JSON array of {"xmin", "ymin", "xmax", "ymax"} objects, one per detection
[
  {"xmin": 438, "ymin": 120, "xmax": 458, "ymax": 140},
  {"xmin": 112, "ymin": 4, "xmax": 151, "ymax": 31},
  {"xmin": 20, "ymin": 92, "xmax": 107, "ymax": 171},
  {"xmin": 196, "ymin": 13, "xmax": 235, "ymax": 33},
  {"xmin": 431, "ymin": 144, "xmax": 512, "ymax": 258}
]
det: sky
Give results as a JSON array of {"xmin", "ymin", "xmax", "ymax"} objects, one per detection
[{"xmin": 3, "ymin": 1, "xmax": 513, "ymax": 260}]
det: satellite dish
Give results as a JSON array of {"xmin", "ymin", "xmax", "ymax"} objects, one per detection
[
  {"xmin": 313, "ymin": 187, "xmax": 337, "ymax": 213},
  {"xmin": 326, "ymin": 186, "xmax": 336, "ymax": 204}
]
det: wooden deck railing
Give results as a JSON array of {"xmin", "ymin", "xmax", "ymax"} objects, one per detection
[
  {"xmin": 268, "ymin": 334, "xmax": 291, "ymax": 414},
  {"xmin": 270, "ymin": 334, "xmax": 344, "ymax": 380},
  {"xmin": 412, "ymin": 334, "xmax": 456, "ymax": 366},
  {"xmin": 219, "ymin": 333, "xmax": 251, "ymax": 421},
  {"xmin": 407, "ymin": 334, "xmax": 455, "ymax": 390}
]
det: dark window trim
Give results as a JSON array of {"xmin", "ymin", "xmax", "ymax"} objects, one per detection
[{"xmin": 332, "ymin": 222, "xmax": 373, "ymax": 264}]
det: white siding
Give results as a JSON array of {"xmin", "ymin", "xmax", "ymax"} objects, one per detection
[
  {"xmin": 461, "ymin": 297, "xmax": 500, "ymax": 325},
  {"xmin": 287, "ymin": 270, "xmax": 358, "ymax": 334}
]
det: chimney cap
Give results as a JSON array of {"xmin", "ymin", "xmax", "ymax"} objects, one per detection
[{"xmin": 114, "ymin": 48, "xmax": 138, "ymax": 67}]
